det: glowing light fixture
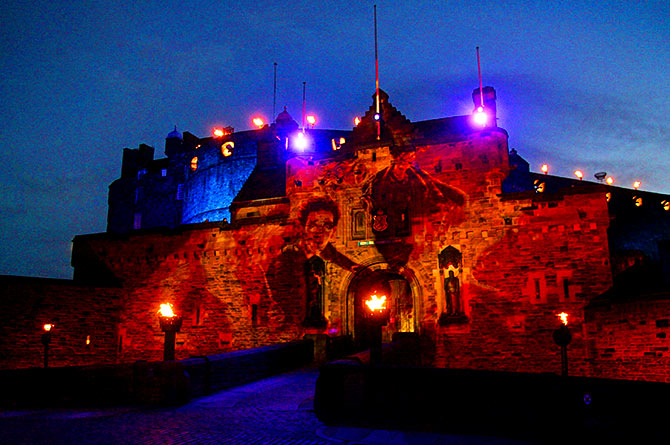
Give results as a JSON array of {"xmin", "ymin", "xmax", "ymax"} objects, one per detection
[
  {"xmin": 158, "ymin": 303, "xmax": 181, "ymax": 361},
  {"xmin": 213, "ymin": 128, "xmax": 224, "ymax": 137},
  {"xmin": 633, "ymin": 181, "xmax": 641, "ymax": 190},
  {"xmin": 606, "ymin": 192, "xmax": 612, "ymax": 202},
  {"xmin": 574, "ymin": 170, "xmax": 584, "ymax": 180},
  {"xmin": 662, "ymin": 200, "xmax": 670, "ymax": 211},
  {"xmin": 354, "ymin": 117, "xmax": 361, "ymax": 126},
  {"xmin": 374, "ymin": 113, "xmax": 380, "ymax": 121},
  {"xmin": 294, "ymin": 132, "xmax": 308, "ymax": 151},
  {"xmin": 41, "ymin": 324, "xmax": 54, "ymax": 368},
  {"xmin": 252, "ymin": 117, "xmax": 264, "ymax": 128},
  {"xmin": 365, "ymin": 292, "xmax": 387, "ymax": 313},
  {"xmin": 606, "ymin": 176, "xmax": 614, "ymax": 185},
  {"xmin": 306, "ymin": 115, "xmax": 316, "ymax": 127},
  {"xmin": 221, "ymin": 141, "xmax": 234, "ymax": 157},
  {"xmin": 191, "ymin": 156, "xmax": 198, "ymax": 171},
  {"xmin": 158, "ymin": 303, "xmax": 176, "ymax": 318},
  {"xmin": 534, "ymin": 179, "xmax": 545, "ymax": 193},
  {"xmin": 331, "ymin": 137, "xmax": 346, "ymax": 151},
  {"xmin": 473, "ymin": 106, "xmax": 487, "ymax": 126},
  {"xmin": 541, "ymin": 164, "xmax": 549, "ymax": 174},
  {"xmin": 557, "ymin": 312, "xmax": 569, "ymax": 326},
  {"xmin": 634, "ymin": 196, "xmax": 643, "ymax": 207}
]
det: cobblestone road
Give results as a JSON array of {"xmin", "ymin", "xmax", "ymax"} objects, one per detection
[{"xmin": 0, "ymin": 367, "xmax": 531, "ymax": 444}]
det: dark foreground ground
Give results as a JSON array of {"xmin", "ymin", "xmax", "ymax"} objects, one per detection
[{"xmin": 0, "ymin": 366, "xmax": 533, "ymax": 445}]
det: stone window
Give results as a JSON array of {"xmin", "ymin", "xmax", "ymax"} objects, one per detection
[
  {"xmin": 191, "ymin": 156, "xmax": 198, "ymax": 171},
  {"xmin": 527, "ymin": 273, "xmax": 547, "ymax": 303},
  {"xmin": 352, "ymin": 209, "xmax": 366, "ymax": 239},
  {"xmin": 133, "ymin": 212, "xmax": 141, "ymax": 230},
  {"xmin": 176, "ymin": 184, "xmax": 184, "ymax": 200},
  {"xmin": 557, "ymin": 270, "xmax": 573, "ymax": 302},
  {"xmin": 161, "ymin": 169, "xmax": 167, "ymax": 177},
  {"xmin": 396, "ymin": 208, "xmax": 410, "ymax": 236}
]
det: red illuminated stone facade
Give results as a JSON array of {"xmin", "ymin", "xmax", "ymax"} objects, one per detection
[{"xmin": 2, "ymin": 88, "xmax": 669, "ymax": 382}]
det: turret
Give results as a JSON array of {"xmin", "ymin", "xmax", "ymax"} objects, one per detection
[
  {"xmin": 165, "ymin": 126, "xmax": 183, "ymax": 158},
  {"xmin": 121, "ymin": 144, "xmax": 154, "ymax": 178},
  {"xmin": 472, "ymin": 86, "xmax": 497, "ymax": 127}
]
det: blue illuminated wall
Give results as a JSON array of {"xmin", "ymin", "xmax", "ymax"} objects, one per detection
[{"xmin": 182, "ymin": 131, "xmax": 258, "ymax": 224}]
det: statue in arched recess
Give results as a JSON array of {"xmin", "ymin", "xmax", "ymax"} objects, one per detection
[{"xmin": 438, "ymin": 246, "xmax": 466, "ymax": 325}]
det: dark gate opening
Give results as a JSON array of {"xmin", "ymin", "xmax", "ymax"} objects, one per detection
[{"xmin": 349, "ymin": 268, "xmax": 413, "ymax": 350}]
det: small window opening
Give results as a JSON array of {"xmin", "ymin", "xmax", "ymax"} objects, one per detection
[
  {"xmin": 563, "ymin": 278, "xmax": 570, "ymax": 300},
  {"xmin": 133, "ymin": 212, "xmax": 142, "ymax": 230},
  {"xmin": 252, "ymin": 304, "xmax": 258, "ymax": 324}
]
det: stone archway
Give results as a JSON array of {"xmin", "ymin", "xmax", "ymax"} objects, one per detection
[{"xmin": 346, "ymin": 265, "xmax": 418, "ymax": 349}]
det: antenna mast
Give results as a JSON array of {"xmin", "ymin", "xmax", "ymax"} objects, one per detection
[{"xmin": 374, "ymin": 4, "xmax": 380, "ymax": 140}]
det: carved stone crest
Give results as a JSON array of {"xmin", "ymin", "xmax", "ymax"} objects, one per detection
[{"xmin": 372, "ymin": 209, "xmax": 389, "ymax": 232}]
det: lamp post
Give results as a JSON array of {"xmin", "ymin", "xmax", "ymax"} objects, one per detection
[
  {"xmin": 41, "ymin": 324, "xmax": 53, "ymax": 368},
  {"xmin": 158, "ymin": 303, "xmax": 182, "ymax": 361},
  {"xmin": 552, "ymin": 312, "xmax": 572, "ymax": 377},
  {"xmin": 364, "ymin": 292, "xmax": 389, "ymax": 365}
]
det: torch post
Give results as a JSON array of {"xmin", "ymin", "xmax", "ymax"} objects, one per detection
[
  {"xmin": 552, "ymin": 313, "xmax": 572, "ymax": 377},
  {"xmin": 41, "ymin": 324, "xmax": 53, "ymax": 369},
  {"xmin": 365, "ymin": 293, "xmax": 389, "ymax": 365},
  {"xmin": 158, "ymin": 304, "xmax": 182, "ymax": 361}
]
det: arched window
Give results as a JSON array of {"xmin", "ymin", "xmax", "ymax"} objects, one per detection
[{"xmin": 190, "ymin": 156, "xmax": 198, "ymax": 171}]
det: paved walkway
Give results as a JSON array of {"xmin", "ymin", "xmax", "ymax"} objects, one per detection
[{"xmin": 0, "ymin": 366, "xmax": 532, "ymax": 444}]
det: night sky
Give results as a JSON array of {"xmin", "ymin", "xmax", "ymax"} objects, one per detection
[{"xmin": 1, "ymin": 1, "xmax": 668, "ymax": 279}]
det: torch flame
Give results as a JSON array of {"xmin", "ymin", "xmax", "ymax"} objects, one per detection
[
  {"xmin": 557, "ymin": 312, "xmax": 568, "ymax": 326},
  {"xmin": 159, "ymin": 303, "xmax": 175, "ymax": 318},
  {"xmin": 365, "ymin": 292, "xmax": 387, "ymax": 312},
  {"xmin": 43, "ymin": 324, "xmax": 53, "ymax": 332}
]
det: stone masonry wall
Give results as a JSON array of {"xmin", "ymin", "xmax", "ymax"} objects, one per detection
[
  {"xmin": 585, "ymin": 299, "xmax": 670, "ymax": 382},
  {"xmin": 0, "ymin": 276, "xmax": 120, "ymax": 370}
]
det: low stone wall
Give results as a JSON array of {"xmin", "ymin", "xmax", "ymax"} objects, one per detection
[
  {"xmin": 314, "ymin": 361, "xmax": 670, "ymax": 442},
  {"xmin": 182, "ymin": 339, "xmax": 314, "ymax": 397},
  {"xmin": 0, "ymin": 340, "xmax": 313, "ymax": 408}
]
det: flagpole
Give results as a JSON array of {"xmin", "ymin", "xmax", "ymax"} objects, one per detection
[
  {"xmin": 374, "ymin": 4, "xmax": 380, "ymax": 141},
  {"xmin": 273, "ymin": 62, "xmax": 277, "ymax": 122},
  {"xmin": 477, "ymin": 47, "xmax": 484, "ymax": 108}
]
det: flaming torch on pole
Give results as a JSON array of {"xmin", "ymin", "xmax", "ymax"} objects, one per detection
[
  {"xmin": 552, "ymin": 312, "xmax": 572, "ymax": 377},
  {"xmin": 365, "ymin": 291, "xmax": 389, "ymax": 365},
  {"xmin": 41, "ymin": 324, "xmax": 54, "ymax": 369},
  {"xmin": 158, "ymin": 303, "xmax": 182, "ymax": 361}
]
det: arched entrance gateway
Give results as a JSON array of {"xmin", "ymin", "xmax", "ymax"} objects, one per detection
[{"xmin": 345, "ymin": 264, "xmax": 420, "ymax": 349}]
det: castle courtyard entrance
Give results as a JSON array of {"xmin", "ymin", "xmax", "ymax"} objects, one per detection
[{"xmin": 347, "ymin": 267, "xmax": 416, "ymax": 350}]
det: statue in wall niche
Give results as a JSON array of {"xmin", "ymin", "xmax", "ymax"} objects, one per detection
[
  {"xmin": 444, "ymin": 270, "xmax": 461, "ymax": 315},
  {"xmin": 438, "ymin": 246, "xmax": 466, "ymax": 325}
]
